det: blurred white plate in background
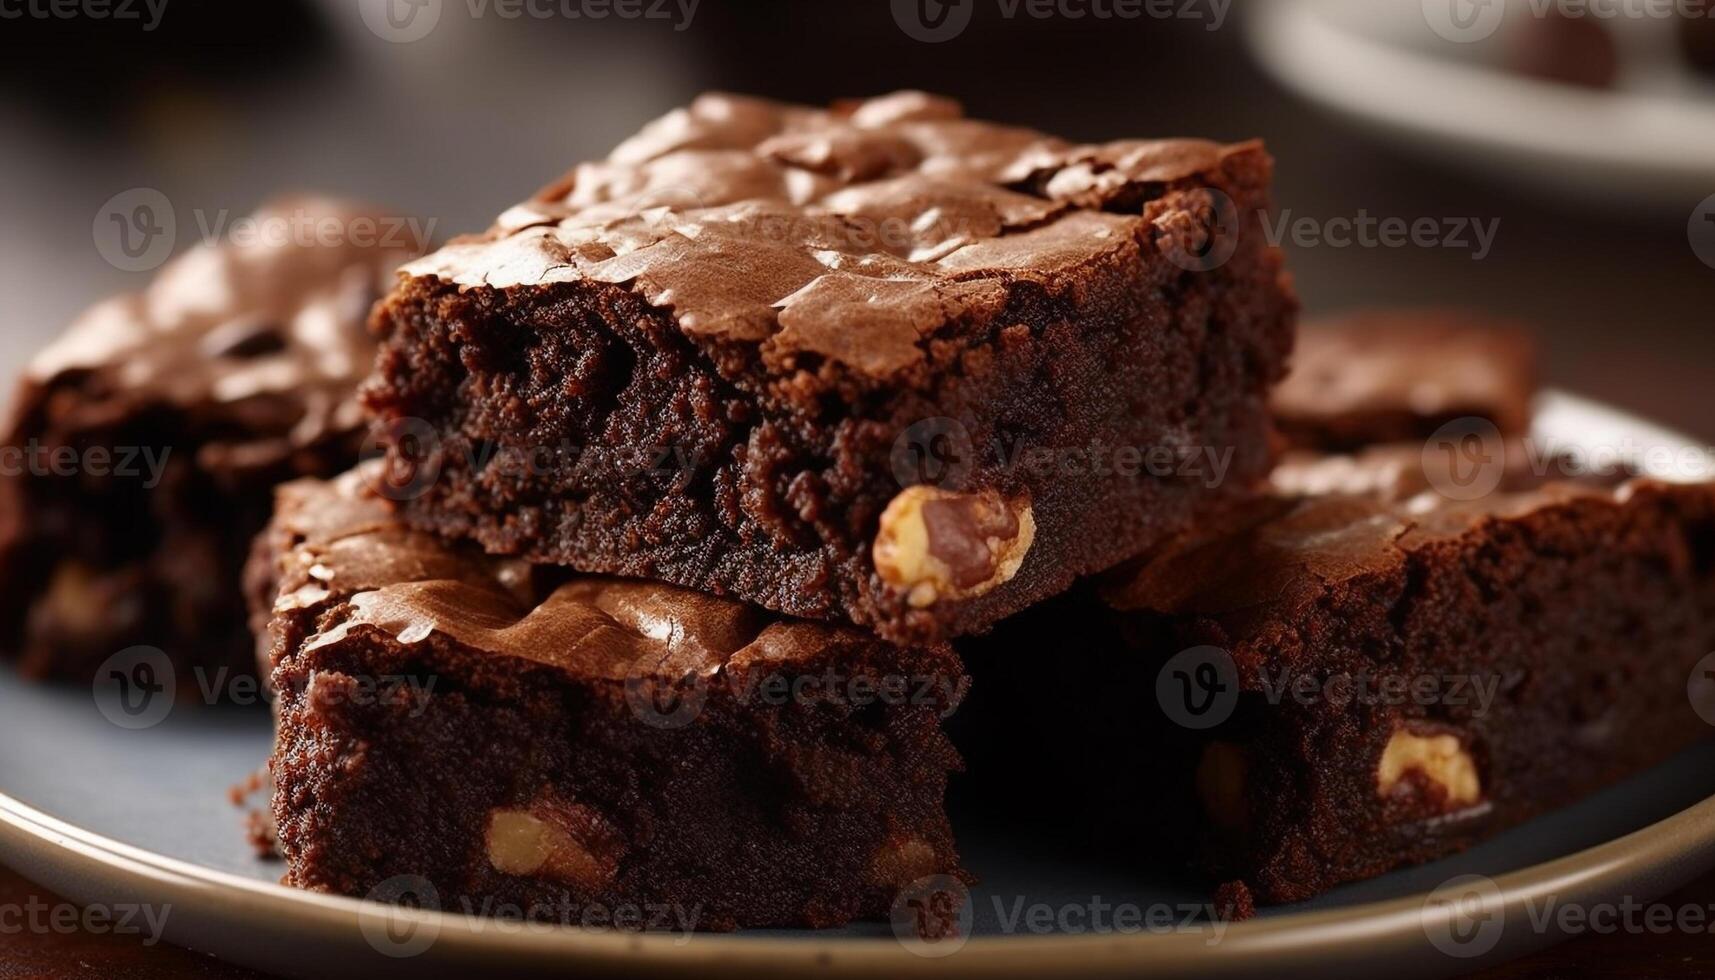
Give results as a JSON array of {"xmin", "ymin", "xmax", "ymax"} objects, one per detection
[{"xmin": 1247, "ymin": 0, "xmax": 1715, "ymax": 209}]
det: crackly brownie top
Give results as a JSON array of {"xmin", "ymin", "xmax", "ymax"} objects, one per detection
[
  {"xmin": 269, "ymin": 465, "xmax": 924, "ymax": 681},
  {"xmin": 402, "ymin": 90, "xmax": 1268, "ymax": 379},
  {"xmin": 22, "ymin": 196, "xmax": 422, "ymax": 455},
  {"xmin": 1273, "ymin": 309, "xmax": 1538, "ymax": 437},
  {"xmin": 1102, "ymin": 470, "xmax": 1696, "ymax": 634}
]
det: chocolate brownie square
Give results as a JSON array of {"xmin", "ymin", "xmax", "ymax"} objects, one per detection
[
  {"xmin": 968, "ymin": 468, "xmax": 1715, "ymax": 905},
  {"xmin": 254, "ymin": 465, "xmax": 967, "ymax": 931},
  {"xmin": 1273, "ymin": 309, "xmax": 1536, "ymax": 452},
  {"xmin": 0, "ymin": 197, "xmax": 423, "ymax": 682},
  {"xmin": 362, "ymin": 91, "xmax": 1296, "ymax": 644}
]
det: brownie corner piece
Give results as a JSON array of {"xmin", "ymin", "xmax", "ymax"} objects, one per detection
[
  {"xmin": 0, "ymin": 196, "xmax": 423, "ymax": 682},
  {"xmin": 260, "ymin": 465, "xmax": 967, "ymax": 931},
  {"xmin": 363, "ymin": 90, "xmax": 1295, "ymax": 643}
]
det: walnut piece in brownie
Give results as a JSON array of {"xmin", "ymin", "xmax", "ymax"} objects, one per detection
[
  {"xmin": 1103, "ymin": 473, "xmax": 1715, "ymax": 903},
  {"xmin": 363, "ymin": 90, "xmax": 1296, "ymax": 644},
  {"xmin": 1273, "ymin": 309, "xmax": 1537, "ymax": 453},
  {"xmin": 0, "ymin": 196, "xmax": 423, "ymax": 682},
  {"xmin": 255, "ymin": 465, "xmax": 967, "ymax": 931}
]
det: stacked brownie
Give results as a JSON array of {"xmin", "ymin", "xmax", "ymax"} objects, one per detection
[
  {"xmin": 360, "ymin": 89, "xmax": 1294, "ymax": 644},
  {"xmin": 244, "ymin": 90, "xmax": 1295, "ymax": 929}
]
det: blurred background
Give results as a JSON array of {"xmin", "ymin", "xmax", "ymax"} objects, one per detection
[{"xmin": 1, "ymin": 0, "xmax": 1711, "ymax": 432}]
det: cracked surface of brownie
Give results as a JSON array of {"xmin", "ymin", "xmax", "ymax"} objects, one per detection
[
  {"xmin": 254, "ymin": 465, "xmax": 967, "ymax": 931},
  {"xmin": 364, "ymin": 90, "xmax": 1296, "ymax": 643},
  {"xmin": 0, "ymin": 196, "xmax": 422, "ymax": 681}
]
